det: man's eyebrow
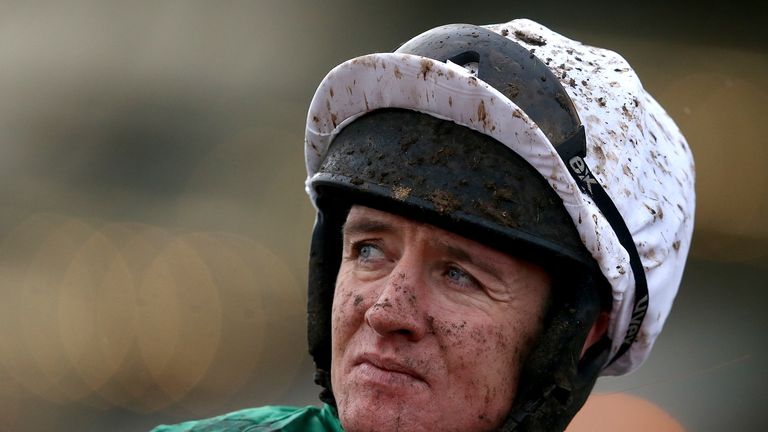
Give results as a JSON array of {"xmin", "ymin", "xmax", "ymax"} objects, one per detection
[
  {"xmin": 441, "ymin": 242, "xmax": 505, "ymax": 283},
  {"xmin": 341, "ymin": 218, "xmax": 395, "ymax": 238}
]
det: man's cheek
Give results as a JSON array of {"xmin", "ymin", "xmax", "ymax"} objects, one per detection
[
  {"xmin": 331, "ymin": 283, "xmax": 367, "ymax": 336},
  {"xmin": 428, "ymin": 316, "xmax": 505, "ymax": 353}
]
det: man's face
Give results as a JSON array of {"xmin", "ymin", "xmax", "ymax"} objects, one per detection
[{"xmin": 330, "ymin": 205, "xmax": 551, "ymax": 432}]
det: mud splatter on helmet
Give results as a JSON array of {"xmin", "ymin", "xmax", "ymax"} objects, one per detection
[{"xmin": 303, "ymin": 19, "xmax": 695, "ymax": 431}]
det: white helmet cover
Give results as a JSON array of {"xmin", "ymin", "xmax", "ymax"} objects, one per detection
[{"xmin": 304, "ymin": 19, "xmax": 695, "ymax": 376}]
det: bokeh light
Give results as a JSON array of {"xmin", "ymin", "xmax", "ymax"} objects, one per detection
[
  {"xmin": 0, "ymin": 214, "xmax": 306, "ymax": 425},
  {"xmin": 58, "ymin": 227, "xmax": 136, "ymax": 401},
  {"xmin": 138, "ymin": 234, "xmax": 223, "ymax": 408}
]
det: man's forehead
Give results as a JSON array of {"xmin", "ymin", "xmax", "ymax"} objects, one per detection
[
  {"xmin": 343, "ymin": 205, "xmax": 491, "ymax": 251},
  {"xmin": 344, "ymin": 205, "xmax": 443, "ymax": 237},
  {"xmin": 345, "ymin": 205, "xmax": 411, "ymax": 226}
]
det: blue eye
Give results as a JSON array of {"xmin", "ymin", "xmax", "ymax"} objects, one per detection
[
  {"xmin": 357, "ymin": 243, "xmax": 385, "ymax": 262},
  {"xmin": 446, "ymin": 266, "xmax": 476, "ymax": 288}
]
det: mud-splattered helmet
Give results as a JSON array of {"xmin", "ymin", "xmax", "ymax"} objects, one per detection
[{"xmin": 303, "ymin": 19, "xmax": 695, "ymax": 431}]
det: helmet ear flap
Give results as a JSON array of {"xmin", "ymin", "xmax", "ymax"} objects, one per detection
[{"xmin": 307, "ymin": 198, "xmax": 351, "ymax": 408}]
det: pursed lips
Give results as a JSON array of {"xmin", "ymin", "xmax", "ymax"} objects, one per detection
[{"xmin": 354, "ymin": 353, "xmax": 429, "ymax": 387}]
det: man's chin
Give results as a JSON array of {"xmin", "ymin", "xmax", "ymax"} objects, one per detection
[
  {"xmin": 338, "ymin": 400, "xmax": 432, "ymax": 432},
  {"xmin": 337, "ymin": 389, "xmax": 504, "ymax": 432}
]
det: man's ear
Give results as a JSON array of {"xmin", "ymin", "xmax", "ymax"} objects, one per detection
[{"xmin": 581, "ymin": 311, "xmax": 610, "ymax": 358}]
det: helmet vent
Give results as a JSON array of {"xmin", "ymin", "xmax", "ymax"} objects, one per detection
[{"xmin": 447, "ymin": 50, "xmax": 480, "ymax": 76}]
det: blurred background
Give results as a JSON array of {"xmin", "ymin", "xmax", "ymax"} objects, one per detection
[{"xmin": 0, "ymin": 1, "xmax": 765, "ymax": 431}]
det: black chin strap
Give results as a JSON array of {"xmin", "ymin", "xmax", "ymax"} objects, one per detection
[
  {"xmin": 499, "ymin": 272, "xmax": 610, "ymax": 432},
  {"xmin": 499, "ymin": 337, "xmax": 610, "ymax": 432},
  {"xmin": 500, "ymin": 384, "xmax": 571, "ymax": 431}
]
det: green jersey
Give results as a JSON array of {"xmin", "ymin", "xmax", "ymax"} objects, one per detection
[{"xmin": 150, "ymin": 404, "xmax": 343, "ymax": 432}]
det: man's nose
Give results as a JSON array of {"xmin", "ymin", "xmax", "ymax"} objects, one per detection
[{"xmin": 364, "ymin": 255, "xmax": 429, "ymax": 341}]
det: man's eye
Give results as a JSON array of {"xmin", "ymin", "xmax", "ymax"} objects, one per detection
[
  {"xmin": 445, "ymin": 265, "xmax": 478, "ymax": 289},
  {"xmin": 356, "ymin": 243, "xmax": 385, "ymax": 262}
]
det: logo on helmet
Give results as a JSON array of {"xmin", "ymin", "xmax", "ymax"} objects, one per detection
[{"xmin": 568, "ymin": 155, "xmax": 599, "ymax": 195}]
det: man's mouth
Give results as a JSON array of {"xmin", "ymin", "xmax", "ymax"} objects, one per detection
[{"xmin": 354, "ymin": 353, "xmax": 429, "ymax": 387}]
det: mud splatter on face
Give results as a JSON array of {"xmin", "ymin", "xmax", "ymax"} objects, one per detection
[{"xmin": 331, "ymin": 206, "xmax": 551, "ymax": 432}]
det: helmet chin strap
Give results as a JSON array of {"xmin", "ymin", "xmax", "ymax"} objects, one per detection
[
  {"xmin": 500, "ymin": 273, "xmax": 611, "ymax": 432},
  {"xmin": 501, "ymin": 341, "xmax": 610, "ymax": 431}
]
